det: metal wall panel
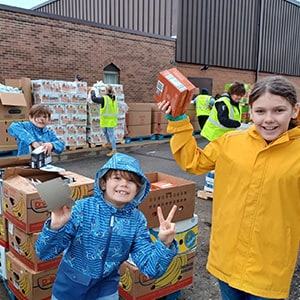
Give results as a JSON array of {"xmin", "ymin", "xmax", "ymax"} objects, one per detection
[
  {"xmin": 35, "ymin": 0, "xmax": 178, "ymax": 37},
  {"xmin": 177, "ymin": 0, "xmax": 300, "ymax": 76}
]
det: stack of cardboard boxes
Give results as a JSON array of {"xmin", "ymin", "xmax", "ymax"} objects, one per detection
[
  {"xmin": 0, "ymin": 158, "xmax": 94, "ymax": 300},
  {"xmin": 119, "ymin": 172, "xmax": 197, "ymax": 300},
  {"xmin": 0, "ymin": 78, "xmax": 32, "ymax": 153}
]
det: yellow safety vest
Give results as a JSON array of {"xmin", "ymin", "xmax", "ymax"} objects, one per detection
[
  {"xmin": 100, "ymin": 95, "xmax": 118, "ymax": 128},
  {"xmin": 195, "ymin": 94, "xmax": 212, "ymax": 116},
  {"xmin": 201, "ymin": 97, "xmax": 241, "ymax": 141}
]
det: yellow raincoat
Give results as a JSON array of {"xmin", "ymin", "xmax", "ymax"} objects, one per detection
[{"xmin": 167, "ymin": 116, "xmax": 300, "ymax": 299}]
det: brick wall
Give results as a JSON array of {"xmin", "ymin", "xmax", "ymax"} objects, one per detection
[{"xmin": 1, "ymin": 8, "xmax": 300, "ymax": 103}]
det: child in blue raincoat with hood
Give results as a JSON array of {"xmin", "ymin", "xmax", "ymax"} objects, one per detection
[{"xmin": 35, "ymin": 152, "xmax": 178, "ymax": 300}]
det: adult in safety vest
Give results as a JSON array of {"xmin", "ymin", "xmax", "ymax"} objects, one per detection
[
  {"xmin": 201, "ymin": 82, "xmax": 246, "ymax": 141},
  {"xmin": 194, "ymin": 88, "xmax": 215, "ymax": 130},
  {"xmin": 90, "ymin": 85, "xmax": 118, "ymax": 157}
]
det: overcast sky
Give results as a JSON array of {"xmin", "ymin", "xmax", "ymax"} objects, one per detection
[{"xmin": 0, "ymin": 0, "xmax": 47, "ymax": 9}]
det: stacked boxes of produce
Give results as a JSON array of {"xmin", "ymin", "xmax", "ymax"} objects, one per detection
[
  {"xmin": 87, "ymin": 82, "xmax": 128, "ymax": 145},
  {"xmin": 151, "ymin": 103, "xmax": 168, "ymax": 135},
  {"xmin": 31, "ymin": 79, "xmax": 88, "ymax": 148},
  {"xmin": 125, "ymin": 103, "xmax": 152, "ymax": 138},
  {"xmin": 0, "ymin": 159, "xmax": 94, "ymax": 300},
  {"xmin": 119, "ymin": 172, "xmax": 197, "ymax": 300},
  {"xmin": 0, "ymin": 78, "xmax": 32, "ymax": 152}
]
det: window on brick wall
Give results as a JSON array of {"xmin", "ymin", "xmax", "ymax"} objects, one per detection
[{"xmin": 103, "ymin": 63, "xmax": 120, "ymax": 84}]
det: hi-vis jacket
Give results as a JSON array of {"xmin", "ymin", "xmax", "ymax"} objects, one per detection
[
  {"xmin": 195, "ymin": 94, "xmax": 212, "ymax": 116},
  {"xmin": 166, "ymin": 116, "xmax": 300, "ymax": 299},
  {"xmin": 201, "ymin": 96, "xmax": 241, "ymax": 141},
  {"xmin": 100, "ymin": 95, "xmax": 118, "ymax": 128}
]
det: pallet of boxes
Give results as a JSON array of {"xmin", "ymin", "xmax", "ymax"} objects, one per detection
[
  {"xmin": 0, "ymin": 156, "xmax": 94, "ymax": 300},
  {"xmin": 119, "ymin": 171, "xmax": 198, "ymax": 300}
]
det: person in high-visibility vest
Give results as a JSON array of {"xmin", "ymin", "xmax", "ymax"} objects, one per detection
[
  {"xmin": 194, "ymin": 88, "xmax": 215, "ymax": 130},
  {"xmin": 201, "ymin": 82, "xmax": 246, "ymax": 141},
  {"xmin": 91, "ymin": 85, "xmax": 118, "ymax": 157}
]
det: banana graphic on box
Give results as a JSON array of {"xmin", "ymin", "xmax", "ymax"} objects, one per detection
[
  {"xmin": 120, "ymin": 267, "xmax": 133, "ymax": 292},
  {"xmin": 71, "ymin": 184, "xmax": 89, "ymax": 200},
  {"xmin": 19, "ymin": 270, "xmax": 31, "ymax": 298},
  {"xmin": 18, "ymin": 237, "xmax": 35, "ymax": 260},
  {"xmin": 11, "ymin": 199, "xmax": 26, "ymax": 221}
]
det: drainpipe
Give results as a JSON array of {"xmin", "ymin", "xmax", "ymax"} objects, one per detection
[{"xmin": 256, "ymin": 0, "xmax": 264, "ymax": 81}]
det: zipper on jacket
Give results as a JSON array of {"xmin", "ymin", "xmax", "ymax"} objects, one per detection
[{"xmin": 101, "ymin": 214, "xmax": 115, "ymax": 277}]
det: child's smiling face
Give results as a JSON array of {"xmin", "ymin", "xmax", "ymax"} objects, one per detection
[
  {"xmin": 30, "ymin": 114, "xmax": 51, "ymax": 128},
  {"xmin": 250, "ymin": 92, "xmax": 299, "ymax": 142}
]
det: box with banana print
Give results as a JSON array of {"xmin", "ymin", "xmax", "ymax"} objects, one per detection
[
  {"xmin": 2, "ymin": 167, "xmax": 94, "ymax": 233},
  {"xmin": 7, "ymin": 221, "xmax": 61, "ymax": 272},
  {"xmin": 6, "ymin": 251, "xmax": 57, "ymax": 300},
  {"xmin": 119, "ymin": 250, "xmax": 196, "ymax": 300}
]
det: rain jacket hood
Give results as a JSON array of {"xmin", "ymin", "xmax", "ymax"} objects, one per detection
[{"xmin": 94, "ymin": 152, "xmax": 150, "ymax": 209}]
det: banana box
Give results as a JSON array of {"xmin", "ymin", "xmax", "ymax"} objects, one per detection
[
  {"xmin": 119, "ymin": 250, "xmax": 196, "ymax": 300},
  {"xmin": 7, "ymin": 222, "xmax": 61, "ymax": 272},
  {"xmin": 6, "ymin": 251, "xmax": 57, "ymax": 300},
  {"xmin": 0, "ymin": 214, "xmax": 8, "ymax": 248},
  {"xmin": 0, "ymin": 245, "xmax": 7, "ymax": 279},
  {"xmin": 2, "ymin": 167, "xmax": 94, "ymax": 233},
  {"xmin": 139, "ymin": 172, "xmax": 196, "ymax": 229},
  {"xmin": 150, "ymin": 215, "xmax": 198, "ymax": 254}
]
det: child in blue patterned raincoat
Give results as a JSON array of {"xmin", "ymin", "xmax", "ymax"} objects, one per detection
[
  {"xmin": 8, "ymin": 104, "xmax": 65, "ymax": 156},
  {"xmin": 35, "ymin": 152, "xmax": 178, "ymax": 300}
]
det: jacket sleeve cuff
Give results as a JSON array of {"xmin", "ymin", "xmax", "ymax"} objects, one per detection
[{"xmin": 166, "ymin": 114, "xmax": 187, "ymax": 121}]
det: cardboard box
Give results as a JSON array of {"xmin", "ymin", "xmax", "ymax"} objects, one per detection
[
  {"xmin": 154, "ymin": 68, "xmax": 196, "ymax": 118},
  {"xmin": 30, "ymin": 146, "xmax": 52, "ymax": 168},
  {"xmin": 6, "ymin": 251, "xmax": 56, "ymax": 300},
  {"xmin": 150, "ymin": 215, "xmax": 198, "ymax": 254},
  {"xmin": 126, "ymin": 103, "xmax": 152, "ymax": 126},
  {"xmin": 0, "ymin": 215, "xmax": 8, "ymax": 248},
  {"xmin": 139, "ymin": 172, "xmax": 196, "ymax": 228},
  {"xmin": 2, "ymin": 168, "xmax": 94, "ymax": 233},
  {"xmin": 119, "ymin": 250, "xmax": 196, "ymax": 300},
  {"xmin": 0, "ymin": 120, "xmax": 19, "ymax": 152},
  {"xmin": 151, "ymin": 104, "xmax": 168, "ymax": 135},
  {"xmin": 8, "ymin": 222, "xmax": 61, "ymax": 271},
  {"xmin": 0, "ymin": 92, "xmax": 28, "ymax": 120}
]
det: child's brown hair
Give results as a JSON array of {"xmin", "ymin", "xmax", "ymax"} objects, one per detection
[
  {"xmin": 29, "ymin": 104, "xmax": 52, "ymax": 118},
  {"xmin": 101, "ymin": 169, "xmax": 143, "ymax": 188}
]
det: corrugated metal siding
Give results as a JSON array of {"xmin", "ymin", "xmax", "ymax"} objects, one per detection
[
  {"xmin": 35, "ymin": 0, "xmax": 178, "ymax": 37},
  {"xmin": 177, "ymin": 0, "xmax": 300, "ymax": 76}
]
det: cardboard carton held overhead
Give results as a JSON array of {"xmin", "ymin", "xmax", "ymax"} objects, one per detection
[{"xmin": 154, "ymin": 68, "xmax": 196, "ymax": 118}]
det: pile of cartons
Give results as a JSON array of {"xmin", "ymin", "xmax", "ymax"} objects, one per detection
[
  {"xmin": 0, "ymin": 157, "xmax": 94, "ymax": 300},
  {"xmin": 31, "ymin": 79, "xmax": 89, "ymax": 148},
  {"xmin": 0, "ymin": 78, "xmax": 32, "ymax": 153},
  {"xmin": 119, "ymin": 172, "xmax": 198, "ymax": 300}
]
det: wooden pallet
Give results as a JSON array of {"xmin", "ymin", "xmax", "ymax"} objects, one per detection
[
  {"xmin": 66, "ymin": 144, "xmax": 89, "ymax": 151},
  {"xmin": 89, "ymin": 140, "xmax": 125, "ymax": 148},
  {"xmin": 197, "ymin": 189, "xmax": 213, "ymax": 200}
]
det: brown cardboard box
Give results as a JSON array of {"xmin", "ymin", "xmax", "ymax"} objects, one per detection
[
  {"xmin": 151, "ymin": 104, "xmax": 168, "ymax": 135},
  {"xmin": 6, "ymin": 251, "xmax": 56, "ymax": 300},
  {"xmin": 126, "ymin": 103, "xmax": 152, "ymax": 138},
  {"xmin": 0, "ymin": 92, "xmax": 28, "ymax": 120},
  {"xmin": 186, "ymin": 103, "xmax": 201, "ymax": 131},
  {"xmin": 0, "ymin": 120, "xmax": 20, "ymax": 152},
  {"xmin": 2, "ymin": 168, "xmax": 94, "ymax": 233},
  {"xmin": 139, "ymin": 172, "xmax": 196, "ymax": 228},
  {"xmin": 8, "ymin": 223, "xmax": 61, "ymax": 272},
  {"xmin": 0, "ymin": 215, "xmax": 8, "ymax": 248},
  {"xmin": 5, "ymin": 77, "xmax": 33, "ymax": 109},
  {"xmin": 153, "ymin": 68, "xmax": 196, "ymax": 118},
  {"xmin": 119, "ymin": 250, "xmax": 196, "ymax": 300}
]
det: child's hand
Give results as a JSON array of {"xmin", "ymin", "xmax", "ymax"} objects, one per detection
[
  {"xmin": 157, "ymin": 100, "xmax": 172, "ymax": 115},
  {"xmin": 42, "ymin": 142, "xmax": 54, "ymax": 155},
  {"xmin": 50, "ymin": 205, "xmax": 72, "ymax": 230},
  {"xmin": 157, "ymin": 205, "xmax": 177, "ymax": 248}
]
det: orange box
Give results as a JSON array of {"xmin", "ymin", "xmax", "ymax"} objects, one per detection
[
  {"xmin": 139, "ymin": 172, "xmax": 195, "ymax": 229},
  {"xmin": 154, "ymin": 68, "xmax": 196, "ymax": 117},
  {"xmin": 151, "ymin": 180, "xmax": 177, "ymax": 190},
  {"xmin": 119, "ymin": 250, "xmax": 196, "ymax": 300},
  {"xmin": 8, "ymin": 223, "xmax": 61, "ymax": 271},
  {"xmin": 2, "ymin": 167, "xmax": 94, "ymax": 233},
  {"xmin": 6, "ymin": 251, "xmax": 56, "ymax": 300}
]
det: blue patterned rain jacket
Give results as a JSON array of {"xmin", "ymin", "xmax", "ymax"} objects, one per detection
[
  {"xmin": 8, "ymin": 121, "xmax": 65, "ymax": 155},
  {"xmin": 35, "ymin": 152, "xmax": 178, "ymax": 299}
]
